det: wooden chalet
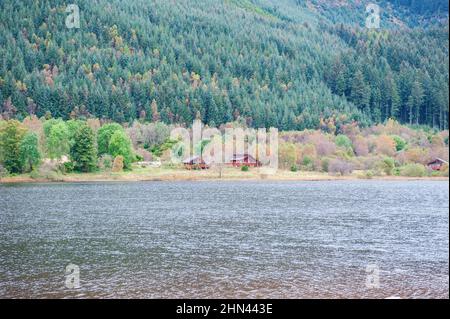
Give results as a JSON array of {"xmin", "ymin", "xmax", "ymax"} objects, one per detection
[
  {"xmin": 427, "ymin": 158, "xmax": 449, "ymax": 171},
  {"xmin": 183, "ymin": 156, "xmax": 210, "ymax": 170},
  {"xmin": 227, "ymin": 154, "xmax": 261, "ymax": 167}
]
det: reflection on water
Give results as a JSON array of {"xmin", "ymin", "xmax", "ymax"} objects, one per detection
[{"xmin": 0, "ymin": 181, "xmax": 448, "ymax": 299}]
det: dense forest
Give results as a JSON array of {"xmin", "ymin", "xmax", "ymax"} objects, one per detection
[{"xmin": 0, "ymin": 0, "xmax": 448, "ymax": 130}]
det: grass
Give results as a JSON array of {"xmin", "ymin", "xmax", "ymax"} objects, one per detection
[{"xmin": 1, "ymin": 166, "xmax": 448, "ymax": 184}]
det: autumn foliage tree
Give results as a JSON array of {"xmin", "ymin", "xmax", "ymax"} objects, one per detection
[{"xmin": 375, "ymin": 135, "xmax": 396, "ymax": 156}]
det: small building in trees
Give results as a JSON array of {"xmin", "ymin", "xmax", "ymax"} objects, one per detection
[
  {"xmin": 183, "ymin": 156, "xmax": 210, "ymax": 170},
  {"xmin": 227, "ymin": 154, "xmax": 261, "ymax": 167},
  {"xmin": 427, "ymin": 158, "xmax": 449, "ymax": 171}
]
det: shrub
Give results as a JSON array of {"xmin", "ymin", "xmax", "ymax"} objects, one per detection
[
  {"xmin": 309, "ymin": 133, "xmax": 336, "ymax": 156},
  {"xmin": 392, "ymin": 135, "xmax": 407, "ymax": 152},
  {"xmin": 329, "ymin": 159, "xmax": 354, "ymax": 176},
  {"xmin": 335, "ymin": 134, "xmax": 353, "ymax": 150},
  {"xmin": 290, "ymin": 164, "xmax": 298, "ymax": 172},
  {"xmin": 400, "ymin": 164, "xmax": 427, "ymax": 177},
  {"xmin": 0, "ymin": 164, "xmax": 9, "ymax": 178},
  {"xmin": 375, "ymin": 135, "xmax": 396, "ymax": 156},
  {"xmin": 301, "ymin": 155, "xmax": 315, "ymax": 171},
  {"xmin": 135, "ymin": 154, "xmax": 144, "ymax": 162},
  {"xmin": 430, "ymin": 135, "xmax": 445, "ymax": 147},
  {"xmin": 404, "ymin": 147, "xmax": 429, "ymax": 164},
  {"xmin": 112, "ymin": 156, "xmax": 124, "ymax": 172},
  {"xmin": 301, "ymin": 144, "xmax": 317, "ymax": 162},
  {"xmin": 358, "ymin": 170, "xmax": 374, "ymax": 179},
  {"xmin": 135, "ymin": 148, "xmax": 153, "ymax": 162},
  {"xmin": 321, "ymin": 157, "xmax": 330, "ymax": 172},
  {"xmin": 151, "ymin": 138, "xmax": 179, "ymax": 158},
  {"xmin": 335, "ymin": 149, "xmax": 352, "ymax": 160},
  {"xmin": 38, "ymin": 161, "xmax": 60, "ymax": 181},
  {"xmin": 353, "ymin": 135, "xmax": 369, "ymax": 156},
  {"xmin": 302, "ymin": 155, "xmax": 313, "ymax": 166},
  {"xmin": 98, "ymin": 154, "xmax": 113, "ymax": 172},
  {"xmin": 241, "ymin": 165, "xmax": 249, "ymax": 172},
  {"xmin": 440, "ymin": 164, "xmax": 449, "ymax": 177},
  {"xmin": 279, "ymin": 142, "xmax": 297, "ymax": 169},
  {"xmin": 62, "ymin": 161, "xmax": 75, "ymax": 174},
  {"xmin": 381, "ymin": 157, "xmax": 395, "ymax": 176},
  {"xmin": 29, "ymin": 169, "xmax": 40, "ymax": 179}
]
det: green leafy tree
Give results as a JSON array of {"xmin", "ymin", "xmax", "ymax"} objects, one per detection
[
  {"xmin": 108, "ymin": 130, "xmax": 133, "ymax": 169},
  {"xmin": 66, "ymin": 120, "xmax": 86, "ymax": 148},
  {"xmin": 19, "ymin": 132, "xmax": 41, "ymax": 172},
  {"xmin": 392, "ymin": 135, "xmax": 407, "ymax": 152},
  {"xmin": 46, "ymin": 122, "xmax": 70, "ymax": 159},
  {"xmin": 70, "ymin": 125, "xmax": 97, "ymax": 172},
  {"xmin": 335, "ymin": 134, "xmax": 353, "ymax": 150},
  {"xmin": 381, "ymin": 157, "xmax": 396, "ymax": 176},
  {"xmin": 97, "ymin": 123, "xmax": 124, "ymax": 155},
  {"xmin": 0, "ymin": 120, "xmax": 26, "ymax": 173}
]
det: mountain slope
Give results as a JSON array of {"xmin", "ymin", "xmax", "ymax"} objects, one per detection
[{"xmin": 0, "ymin": 0, "xmax": 448, "ymax": 130}]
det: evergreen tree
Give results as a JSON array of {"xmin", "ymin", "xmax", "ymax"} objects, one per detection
[
  {"xmin": 0, "ymin": 0, "xmax": 447, "ymax": 129},
  {"xmin": 407, "ymin": 80, "xmax": 425, "ymax": 125},
  {"xmin": 71, "ymin": 125, "xmax": 97, "ymax": 173},
  {"xmin": 350, "ymin": 70, "xmax": 370, "ymax": 113}
]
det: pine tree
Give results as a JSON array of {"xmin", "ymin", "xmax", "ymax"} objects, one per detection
[
  {"xmin": 350, "ymin": 70, "xmax": 370, "ymax": 112},
  {"xmin": 71, "ymin": 125, "xmax": 97, "ymax": 173},
  {"xmin": 151, "ymin": 99, "xmax": 160, "ymax": 122},
  {"xmin": 407, "ymin": 80, "xmax": 424, "ymax": 125}
]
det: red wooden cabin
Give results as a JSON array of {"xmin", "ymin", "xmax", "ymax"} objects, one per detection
[
  {"xmin": 227, "ymin": 154, "xmax": 261, "ymax": 167},
  {"xmin": 183, "ymin": 156, "xmax": 210, "ymax": 170},
  {"xmin": 427, "ymin": 158, "xmax": 449, "ymax": 171}
]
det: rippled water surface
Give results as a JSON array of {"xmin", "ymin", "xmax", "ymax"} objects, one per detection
[{"xmin": 0, "ymin": 181, "xmax": 448, "ymax": 299}]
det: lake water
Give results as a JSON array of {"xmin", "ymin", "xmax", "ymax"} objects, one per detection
[{"xmin": 0, "ymin": 181, "xmax": 448, "ymax": 299}]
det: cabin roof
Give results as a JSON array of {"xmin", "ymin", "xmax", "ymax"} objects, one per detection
[
  {"xmin": 230, "ymin": 153, "xmax": 257, "ymax": 161},
  {"xmin": 428, "ymin": 158, "xmax": 449, "ymax": 165},
  {"xmin": 183, "ymin": 156, "xmax": 201, "ymax": 164},
  {"xmin": 183, "ymin": 156, "xmax": 211, "ymax": 165}
]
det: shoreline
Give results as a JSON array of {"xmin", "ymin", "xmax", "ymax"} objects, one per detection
[{"xmin": 1, "ymin": 168, "xmax": 448, "ymax": 184}]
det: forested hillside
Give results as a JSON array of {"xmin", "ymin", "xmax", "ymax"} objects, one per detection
[{"xmin": 0, "ymin": 0, "xmax": 448, "ymax": 130}]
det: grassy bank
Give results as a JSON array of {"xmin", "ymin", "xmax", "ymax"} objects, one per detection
[{"xmin": 1, "ymin": 166, "xmax": 448, "ymax": 184}]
